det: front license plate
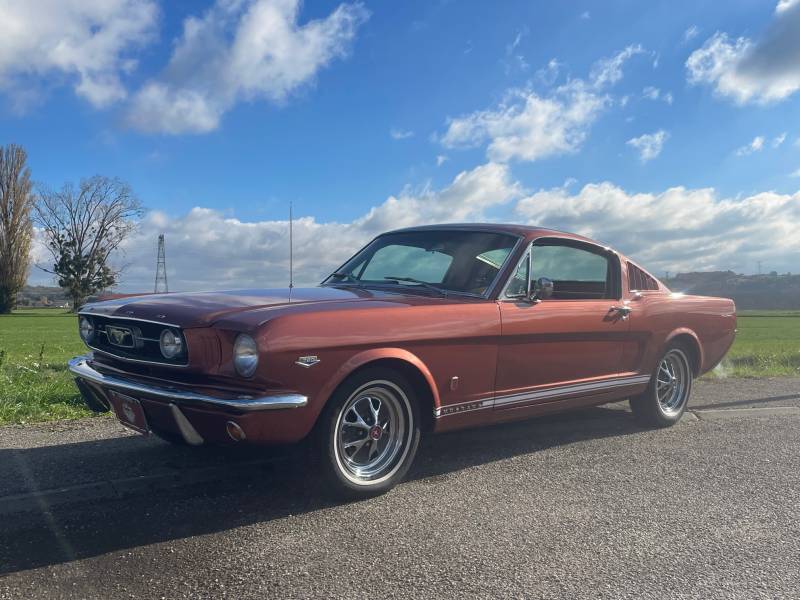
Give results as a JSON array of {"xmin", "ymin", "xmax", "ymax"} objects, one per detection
[{"xmin": 108, "ymin": 391, "xmax": 150, "ymax": 435}]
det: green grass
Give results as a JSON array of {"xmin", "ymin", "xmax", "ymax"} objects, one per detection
[
  {"xmin": 712, "ymin": 310, "xmax": 800, "ymax": 378},
  {"xmin": 1, "ymin": 308, "xmax": 798, "ymax": 425},
  {"xmin": 0, "ymin": 308, "xmax": 95, "ymax": 425}
]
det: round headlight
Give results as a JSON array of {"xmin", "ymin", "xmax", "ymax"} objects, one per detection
[
  {"xmin": 79, "ymin": 317, "xmax": 94, "ymax": 343},
  {"xmin": 159, "ymin": 329, "xmax": 184, "ymax": 359},
  {"xmin": 233, "ymin": 334, "xmax": 258, "ymax": 378}
]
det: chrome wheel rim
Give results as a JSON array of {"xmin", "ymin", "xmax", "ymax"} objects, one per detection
[
  {"xmin": 334, "ymin": 381, "xmax": 412, "ymax": 485},
  {"xmin": 656, "ymin": 349, "xmax": 690, "ymax": 415}
]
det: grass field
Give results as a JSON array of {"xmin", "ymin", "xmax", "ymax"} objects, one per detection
[
  {"xmin": 1, "ymin": 308, "xmax": 798, "ymax": 425},
  {"xmin": 0, "ymin": 308, "xmax": 93, "ymax": 425}
]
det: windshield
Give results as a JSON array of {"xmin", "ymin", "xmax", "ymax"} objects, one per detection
[{"xmin": 323, "ymin": 230, "xmax": 519, "ymax": 296}]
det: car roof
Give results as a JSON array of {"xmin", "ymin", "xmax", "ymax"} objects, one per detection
[{"xmin": 385, "ymin": 223, "xmax": 605, "ymax": 246}]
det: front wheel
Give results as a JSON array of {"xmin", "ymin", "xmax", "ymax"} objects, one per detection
[
  {"xmin": 316, "ymin": 368, "xmax": 421, "ymax": 499},
  {"xmin": 630, "ymin": 346, "xmax": 693, "ymax": 427}
]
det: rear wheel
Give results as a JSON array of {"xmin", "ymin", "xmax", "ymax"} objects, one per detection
[
  {"xmin": 316, "ymin": 368, "xmax": 421, "ymax": 499},
  {"xmin": 630, "ymin": 345, "xmax": 693, "ymax": 427}
]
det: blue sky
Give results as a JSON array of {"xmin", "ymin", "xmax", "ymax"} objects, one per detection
[{"xmin": 2, "ymin": 0, "xmax": 799, "ymax": 290}]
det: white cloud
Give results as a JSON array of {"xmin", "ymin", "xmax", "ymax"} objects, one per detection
[
  {"xmin": 684, "ymin": 25, "xmax": 700, "ymax": 43},
  {"xmin": 0, "ymin": 0, "xmax": 158, "ymax": 107},
  {"xmin": 589, "ymin": 45, "xmax": 644, "ymax": 88},
  {"xmin": 29, "ymin": 171, "xmax": 800, "ymax": 290},
  {"xmin": 535, "ymin": 59, "xmax": 561, "ymax": 86},
  {"xmin": 642, "ymin": 86, "xmax": 660, "ymax": 101},
  {"xmin": 686, "ymin": 1, "xmax": 800, "ymax": 104},
  {"xmin": 641, "ymin": 86, "xmax": 674, "ymax": 105},
  {"xmin": 436, "ymin": 155, "xmax": 448, "ymax": 166},
  {"xmin": 29, "ymin": 162, "xmax": 520, "ymax": 290},
  {"xmin": 126, "ymin": 0, "xmax": 368, "ymax": 134},
  {"xmin": 736, "ymin": 135, "xmax": 766, "ymax": 156},
  {"xmin": 502, "ymin": 29, "xmax": 530, "ymax": 74},
  {"xmin": 390, "ymin": 128, "xmax": 414, "ymax": 140},
  {"xmin": 627, "ymin": 130, "xmax": 668, "ymax": 163},
  {"xmin": 790, "ymin": 167, "xmax": 800, "ymax": 177},
  {"xmin": 515, "ymin": 182, "xmax": 800, "ymax": 275},
  {"xmin": 440, "ymin": 46, "xmax": 644, "ymax": 163},
  {"xmin": 773, "ymin": 132, "xmax": 787, "ymax": 147}
]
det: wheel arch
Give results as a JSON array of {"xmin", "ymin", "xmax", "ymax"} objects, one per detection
[
  {"xmin": 664, "ymin": 329, "xmax": 704, "ymax": 376},
  {"xmin": 316, "ymin": 348, "xmax": 441, "ymax": 432}
]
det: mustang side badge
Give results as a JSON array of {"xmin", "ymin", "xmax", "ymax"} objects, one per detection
[{"xmin": 295, "ymin": 355, "xmax": 321, "ymax": 368}]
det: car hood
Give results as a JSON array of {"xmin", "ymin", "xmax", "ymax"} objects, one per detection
[{"xmin": 79, "ymin": 286, "xmax": 458, "ymax": 329}]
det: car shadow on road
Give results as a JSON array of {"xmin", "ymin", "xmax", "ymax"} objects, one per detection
[{"xmin": 1, "ymin": 403, "xmax": 648, "ymax": 575}]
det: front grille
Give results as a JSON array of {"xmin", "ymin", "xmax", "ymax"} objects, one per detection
[{"xmin": 82, "ymin": 314, "xmax": 189, "ymax": 366}]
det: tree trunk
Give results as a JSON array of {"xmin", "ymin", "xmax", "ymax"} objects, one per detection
[{"xmin": 0, "ymin": 286, "xmax": 14, "ymax": 314}]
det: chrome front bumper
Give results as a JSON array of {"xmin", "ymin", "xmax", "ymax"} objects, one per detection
[{"xmin": 68, "ymin": 355, "xmax": 308, "ymax": 412}]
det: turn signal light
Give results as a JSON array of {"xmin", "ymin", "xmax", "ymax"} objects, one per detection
[{"xmin": 226, "ymin": 421, "xmax": 246, "ymax": 442}]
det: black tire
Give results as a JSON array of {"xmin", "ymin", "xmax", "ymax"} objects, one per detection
[
  {"xmin": 315, "ymin": 367, "xmax": 421, "ymax": 499},
  {"xmin": 630, "ymin": 344, "xmax": 693, "ymax": 428}
]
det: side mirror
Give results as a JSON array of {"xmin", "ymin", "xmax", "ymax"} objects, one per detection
[{"xmin": 530, "ymin": 277, "xmax": 554, "ymax": 301}]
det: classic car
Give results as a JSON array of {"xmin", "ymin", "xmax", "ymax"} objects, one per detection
[{"xmin": 69, "ymin": 224, "xmax": 736, "ymax": 497}]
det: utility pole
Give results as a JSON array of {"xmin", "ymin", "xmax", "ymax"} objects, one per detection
[
  {"xmin": 288, "ymin": 202, "xmax": 293, "ymax": 290},
  {"xmin": 757, "ymin": 260, "xmax": 762, "ymax": 276},
  {"xmin": 154, "ymin": 234, "xmax": 168, "ymax": 293}
]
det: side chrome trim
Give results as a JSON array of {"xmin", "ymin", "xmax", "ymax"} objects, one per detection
[
  {"xmin": 493, "ymin": 374, "xmax": 650, "ymax": 409},
  {"xmin": 433, "ymin": 399, "xmax": 493, "ymax": 418},
  {"xmin": 434, "ymin": 374, "xmax": 651, "ymax": 418},
  {"xmin": 68, "ymin": 355, "xmax": 308, "ymax": 412}
]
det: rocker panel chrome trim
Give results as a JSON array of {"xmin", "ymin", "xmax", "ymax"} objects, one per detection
[{"xmin": 434, "ymin": 374, "xmax": 651, "ymax": 418}]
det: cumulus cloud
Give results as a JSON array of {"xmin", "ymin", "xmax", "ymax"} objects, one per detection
[
  {"xmin": 736, "ymin": 135, "xmax": 766, "ymax": 156},
  {"xmin": 440, "ymin": 45, "xmax": 644, "ymax": 163},
  {"xmin": 515, "ymin": 182, "xmax": 800, "ymax": 275},
  {"xmin": 684, "ymin": 25, "xmax": 700, "ymax": 43},
  {"xmin": 627, "ymin": 130, "xmax": 668, "ymax": 163},
  {"xmin": 773, "ymin": 132, "xmax": 787, "ymax": 147},
  {"xmin": 28, "ymin": 169, "xmax": 800, "ymax": 289},
  {"xmin": 126, "ymin": 0, "xmax": 368, "ymax": 134},
  {"xmin": 0, "ymin": 0, "xmax": 158, "ymax": 108},
  {"xmin": 28, "ymin": 162, "xmax": 520, "ymax": 290},
  {"xmin": 686, "ymin": 0, "xmax": 800, "ymax": 104}
]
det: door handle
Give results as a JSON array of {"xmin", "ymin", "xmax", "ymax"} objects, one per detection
[{"xmin": 609, "ymin": 305, "xmax": 632, "ymax": 318}]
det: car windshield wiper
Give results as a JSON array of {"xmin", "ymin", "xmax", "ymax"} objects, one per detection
[
  {"xmin": 327, "ymin": 271, "xmax": 361, "ymax": 285},
  {"xmin": 384, "ymin": 276, "xmax": 448, "ymax": 297}
]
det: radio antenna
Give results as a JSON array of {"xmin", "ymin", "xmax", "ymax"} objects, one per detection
[{"xmin": 289, "ymin": 201, "xmax": 294, "ymax": 291}]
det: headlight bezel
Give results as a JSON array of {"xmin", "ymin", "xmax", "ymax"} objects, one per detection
[
  {"xmin": 79, "ymin": 316, "xmax": 95, "ymax": 343},
  {"xmin": 233, "ymin": 333, "xmax": 259, "ymax": 378},
  {"xmin": 159, "ymin": 328, "xmax": 184, "ymax": 359}
]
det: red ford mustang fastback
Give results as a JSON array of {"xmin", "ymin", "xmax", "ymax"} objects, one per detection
[{"xmin": 69, "ymin": 224, "xmax": 736, "ymax": 497}]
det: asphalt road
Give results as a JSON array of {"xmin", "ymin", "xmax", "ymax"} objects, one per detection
[{"xmin": 1, "ymin": 377, "xmax": 799, "ymax": 599}]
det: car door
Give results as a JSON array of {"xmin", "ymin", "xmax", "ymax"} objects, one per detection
[{"xmin": 494, "ymin": 238, "xmax": 633, "ymax": 412}]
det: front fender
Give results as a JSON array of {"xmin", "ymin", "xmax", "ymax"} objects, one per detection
[{"xmin": 315, "ymin": 347, "xmax": 442, "ymax": 413}]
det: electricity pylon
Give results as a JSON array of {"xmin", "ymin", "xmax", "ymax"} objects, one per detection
[{"xmin": 154, "ymin": 234, "xmax": 168, "ymax": 293}]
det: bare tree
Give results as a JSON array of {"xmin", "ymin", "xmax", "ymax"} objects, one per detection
[
  {"xmin": 35, "ymin": 176, "xmax": 144, "ymax": 310},
  {"xmin": 0, "ymin": 144, "xmax": 34, "ymax": 313}
]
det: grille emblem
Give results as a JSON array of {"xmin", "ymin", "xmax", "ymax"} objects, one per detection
[{"xmin": 106, "ymin": 325, "xmax": 135, "ymax": 348}]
